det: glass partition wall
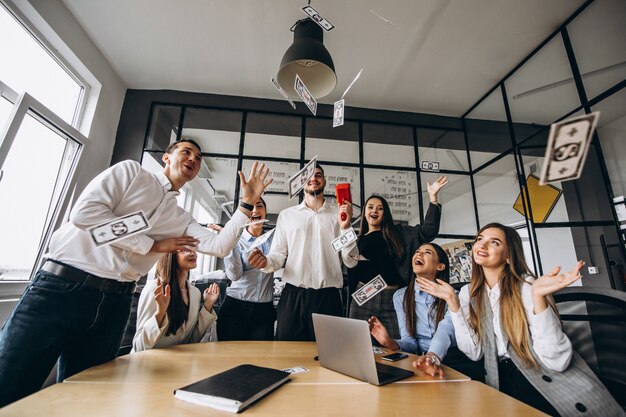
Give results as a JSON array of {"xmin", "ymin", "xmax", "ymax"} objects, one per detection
[
  {"xmin": 462, "ymin": 0, "xmax": 625, "ymax": 289},
  {"xmin": 139, "ymin": 0, "xmax": 624, "ymax": 290}
]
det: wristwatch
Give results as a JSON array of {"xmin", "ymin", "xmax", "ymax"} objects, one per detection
[{"xmin": 239, "ymin": 201, "xmax": 254, "ymax": 211}]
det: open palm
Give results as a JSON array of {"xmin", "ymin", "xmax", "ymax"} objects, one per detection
[
  {"xmin": 532, "ymin": 260, "xmax": 584, "ymax": 298},
  {"xmin": 426, "ymin": 176, "xmax": 449, "ymax": 199},
  {"xmin": 416, "ymin": 277, "xmax": 454, "ymax": 301}
]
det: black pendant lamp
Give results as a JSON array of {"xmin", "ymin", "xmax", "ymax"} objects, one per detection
[{"xmin": 276, "ymin": 18, "xmax": 337, "ymax": 99}]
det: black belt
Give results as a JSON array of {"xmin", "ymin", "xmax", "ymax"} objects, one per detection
[{"xmin": 41, "ymin": 260, "xmax": 136, "ymax": 295}]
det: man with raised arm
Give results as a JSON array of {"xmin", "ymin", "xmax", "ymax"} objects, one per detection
[{"xmin": 0, "ymin": 139, "xmax": 272, "ymax": 407}]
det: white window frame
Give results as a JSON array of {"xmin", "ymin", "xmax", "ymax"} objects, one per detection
[
  {"xmin": 0, "ymin": 91, "xmax": 90, "ymax": 294},
  {"xmin": 1, "ymin": 0, "xmax": 89, "ymax": 129}
]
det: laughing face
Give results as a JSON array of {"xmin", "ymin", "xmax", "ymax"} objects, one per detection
[
  {"xmin": 303, "ymin": 168, "xmax": 326, "ymax": 196},
  {"xmin": 176, "ymin": 249, "xmax": 197, "ymax": 270},
  {"xmin": 364, "ymin": 197, "xmax": 384, "ymax": 230},
  {"xmin": 162, "ymin": 142, "xmax": 202, "ymax": 189},
  {"xmin": 472, "ymin": 227, "xmax": 508, "ymax": 269},
  {"xmin": 412, "ymin": 244, "xmax": 445, "ymax": 279},
  {"xmin": 248, "ymin": 199, "xmax": 267, "ymax": 234}
]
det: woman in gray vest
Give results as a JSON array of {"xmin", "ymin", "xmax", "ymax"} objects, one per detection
[{"xmin": 417, "ymin": 223, "xmax": 623, "ymax": 417}]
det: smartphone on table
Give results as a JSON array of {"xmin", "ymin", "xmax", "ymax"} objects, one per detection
[{"xmin": 381, "ymin": 352, "xmax": 408, "ymax": 362}]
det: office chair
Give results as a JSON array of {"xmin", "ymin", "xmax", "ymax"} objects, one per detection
[{"xmin": 554, "ymin": 286, "xmax": 626, "ymax": 411}]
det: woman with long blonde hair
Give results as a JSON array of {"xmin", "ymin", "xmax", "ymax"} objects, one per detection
[{"xmin": 418, "ymin": 223, "xmax": 623, "ymax": 416}]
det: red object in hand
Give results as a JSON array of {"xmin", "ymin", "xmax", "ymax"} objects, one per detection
[{"xmin": 335, "ymin": 183, "xmax": 352, "ymax": 221}]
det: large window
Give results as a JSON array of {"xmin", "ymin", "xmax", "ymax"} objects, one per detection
[
  {"xmin": 0, "ymin": 3, "xmax": 88, "ymax": 282},
  {"xmin": 0, "ymin": 4, "xmax": 84, "ymax": 125}
]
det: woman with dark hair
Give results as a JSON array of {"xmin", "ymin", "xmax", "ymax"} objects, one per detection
[
  {"xmin": 132, "ymin": 249, "xmax": 220, "ymax": 352},
  {"xmin": 347, "ymin": 176, "xmax": 448, "ymax": 339},
  {"xmin": 419, "ymin": 223, "xmax": 623, "ymax": 416},
  {"xmin": 368, "ymin": 243, "xmax": 482, "ymax": 379},
  {"xmin": 218, "ymin": 198, "xmax": 276, "ymax": 341}
]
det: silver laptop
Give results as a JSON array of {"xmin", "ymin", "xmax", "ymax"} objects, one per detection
[{"xmin": 312, "ymin": 313, "xmax": 414, "ymax": 385}]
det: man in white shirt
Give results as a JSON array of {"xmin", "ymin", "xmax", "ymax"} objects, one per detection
[
  {"xmin": 0, "ymin": 139, "xmax": 272, "ymax": 407},
  {"xmin": 248, "ymin": 164, "xmax": 358, "ymax": 341}
]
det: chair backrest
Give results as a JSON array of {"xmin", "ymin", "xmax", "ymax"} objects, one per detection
[{"xmin": 554, "ymin": 286, "xmax": 626, "ymax": 410}]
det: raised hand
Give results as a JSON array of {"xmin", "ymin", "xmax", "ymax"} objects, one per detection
[
  {"xmin": 532, "ymin": 260, "xmax": 584, "ymax": 313},
  {"xmin": 151, "ymin": 236, "xmax": 199, "ymax": 253},
  {"xmin": 426, "ymin": 176, "xmax": 449, "ymax": 204},
  {"xmin": 203, "ymin": 283, "xmax": 220, "ymax": 312},
  {"xmin": 416, "ymin": 277, "xmax": 460, "ymax": 313},
  {"xmin": 338, "ymin": 201, "xmax": 353, "ymax": 230},
  {"xmin": 367, "ymin": 316, "xmax": 398, "ymax": 351},
  {"xmin": 247, "ymin": 248, "xmax": 268, "ymax": 269},
  {"xmin": 154, "ymin": 280, "xmax": 171, "ymax": 326},
  {"xmin": 412, "ymin": 353, "xmax": 444, "ymax": 378},
  {"xmin": 238, "ymin": 161, "xmax": 272, "ymax": 209}
]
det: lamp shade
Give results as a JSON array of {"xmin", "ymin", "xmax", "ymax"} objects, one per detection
[{"xmin": 277, "ymin": 18, "xmax": 336, "ymax": 99}]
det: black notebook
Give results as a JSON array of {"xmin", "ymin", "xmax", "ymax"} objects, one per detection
[{"xmin": 174, "ymin": 364, "xmax": 290, "ymax": 413}]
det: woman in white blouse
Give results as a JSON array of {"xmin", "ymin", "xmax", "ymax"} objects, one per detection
[
  {"xmin": 417, "ymin": 223, "xmax": 622, "ymax": 417},
  {"xmin": 132, "ymin": 249, "xmax": 220, "ymax": 352}
]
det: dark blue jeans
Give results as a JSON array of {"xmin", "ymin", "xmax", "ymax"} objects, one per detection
[{"xmin": 0, "ymin": 270, "xmax": 132, "ymax": 407}]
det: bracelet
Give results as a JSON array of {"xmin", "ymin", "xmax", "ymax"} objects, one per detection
[
  {"xmin": 239, "ymin": 201, "xmax": 254, "ymax": 211},
  {"xmin": 426, "ymin": 354, "xmax": 441, "ymax": 366}
]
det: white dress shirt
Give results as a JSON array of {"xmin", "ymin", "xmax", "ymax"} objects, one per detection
[
  {"xmin": 131, "ymin": 278, "xmax": 216, "ymax": 352},
  {"xmin": 224, "ymin": 228, "xmax": 274, "ymax": 303},
  {"xmin": 262, "ymin": 199, "xmax": 358, "ymax": 289},
  {"xmin": 450, "ymin": 279, "xmax": 573, "ymax": 371},
  {"xmin": 47, "ymin": 160, "xmax": 247, "ymax": 281}
]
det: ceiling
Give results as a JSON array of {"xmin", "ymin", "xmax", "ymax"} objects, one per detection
[{"xmin": 60, "ymin": 0, "xmax": 587, "ymax": 117}]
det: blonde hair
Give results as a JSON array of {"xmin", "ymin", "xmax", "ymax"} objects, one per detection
[{"xmin": 468, "ymin": 223, "xmax": 557, "ymax": 368}]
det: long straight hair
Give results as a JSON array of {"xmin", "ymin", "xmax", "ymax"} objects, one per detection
[
  {"xmin": 358, "ymin": 195, "xmax": 404, "ymax": 259},
  {"xmin": 468, "ymin": 223, "xmax": 555, "ymax": 368},
  {"xmin": 403, "ymin": 243, "xmax": 450, "ymax": 336},
  {"xmin": 155, "ymin": 252, "xmax": 190, "ymax": 336}
]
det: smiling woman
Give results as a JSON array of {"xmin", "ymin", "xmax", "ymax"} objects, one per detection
[{"xmin": 347, "ymin": 177, "xmax": 448, "ymax": 340}]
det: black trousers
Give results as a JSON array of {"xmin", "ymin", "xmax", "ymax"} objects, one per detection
[
  {"xmin": 498, "ymin": 358, "xmax": 560, "ymax": 416},
  {"xmin": 275, "ymin": 283, "xmax": 343, "ymax": 341},
  {"xmin": 216, "ymin": 296, "xmax": 276, "ymax": 341},
  {"xmin": 440, "ymin": 347, "xmax": 485, "ymax": 382}
]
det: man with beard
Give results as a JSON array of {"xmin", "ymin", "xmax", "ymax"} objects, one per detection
[{"xmin": 248, "ymin": 164, "xmax": 358, "ymax": 341}]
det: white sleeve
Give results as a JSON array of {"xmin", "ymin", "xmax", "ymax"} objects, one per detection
[
  {"xmin": 522, "ymin": 283, "xmax": 572, "ymax": 371},
  {"xmin": 70, "ymin": 161, "xmax": 156, "ymax": 255},
  {"xmin": 224, "ymin": 240, "xmax": 244, "ymax": 281},
  {"xmin": 132, "ymin": 279, "xmax": 168, "ymax": 352},
  {"xmin": 449, "ymin": 285, "xmax": 484, "ymax": 361},
  {"xmin": 185, "ymin": 210, "xmax": 247, "ymax": 257},
  {"xmin": 262, "ymin": 213, "xmax": 288, "ymax": 273},
  {"xmin": 340, "ymin": 240, "xmax": 359, "ymax": 268}
]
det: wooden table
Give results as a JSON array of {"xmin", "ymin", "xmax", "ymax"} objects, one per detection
[{"xmin": 0, "ymin": 342, "xmax": 546, "ymax": 416}]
